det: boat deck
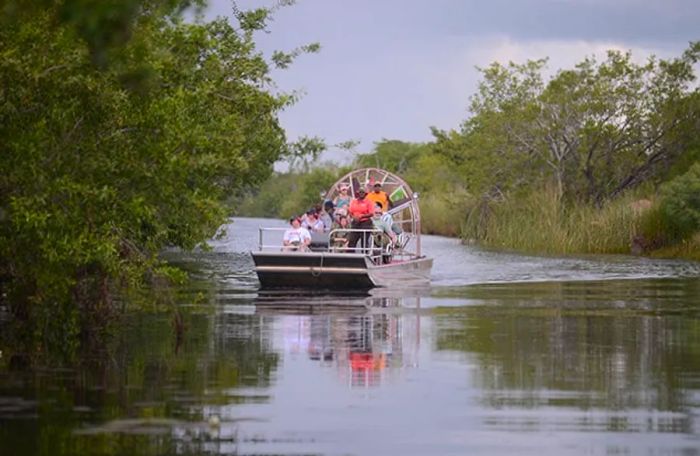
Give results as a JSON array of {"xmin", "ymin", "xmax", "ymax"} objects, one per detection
[{"xmin": 252, "ymin": 228, "xmax": 431, "ymax": 289}]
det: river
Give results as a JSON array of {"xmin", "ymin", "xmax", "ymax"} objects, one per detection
[{"xmin": 2, "ymin": 217, "xmax": 700, "ymax": 455}]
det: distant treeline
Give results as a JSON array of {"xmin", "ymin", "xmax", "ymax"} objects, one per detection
[{"xmin": 238, "ymin": 43, "xmax": 700, "ymax": 259}]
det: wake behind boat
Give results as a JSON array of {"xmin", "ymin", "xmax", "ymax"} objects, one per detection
[{"xmin": 251, "ymin": 168, "xmax": 433, "ymax": 289}]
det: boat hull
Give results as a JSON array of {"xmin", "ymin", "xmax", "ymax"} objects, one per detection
[
  {"xmin": 367, "ymin": 256, "xmax": 433, "ymax": 287},
  {"xmin": 251, "ymin": 251, "xmax": 432, "ymax": 289}
]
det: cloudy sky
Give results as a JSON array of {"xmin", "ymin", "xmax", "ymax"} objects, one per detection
[{"xmin": 206, "ymin": 0, "xmax": 699, "ymax": 163}]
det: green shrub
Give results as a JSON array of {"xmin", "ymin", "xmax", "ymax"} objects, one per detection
[
  {"xmin": 418, "ymin": 193, "xmax": 462, "ymax": 237},
  {"xmin": 237, "ymin": 166, "xmax": 350, "ymax": 220},
  {"xmin": 657, "ymin": 162, "xmax": 700, "ymax": 241}
]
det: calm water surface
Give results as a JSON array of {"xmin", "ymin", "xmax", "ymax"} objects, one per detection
[{"xmin": 2, "ymin": 217, "xmax": 700, "ymax": 455}]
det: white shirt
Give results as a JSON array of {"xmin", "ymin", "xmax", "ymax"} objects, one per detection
[{"xmin": 283, "ymin": 227, "xmax": 311, "ymax": 245}]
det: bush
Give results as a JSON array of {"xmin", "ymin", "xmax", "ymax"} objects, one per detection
[
  {"xmin": 418, "ymin": 193, "xmax": 462, "ymax": 237},
  {"xmin": 657, "ymin": 162, "xmax": 700, "ymax": 241},
  {"xmin": 236, "ymin": 166, "xmax": 350, "ymax": 220}
]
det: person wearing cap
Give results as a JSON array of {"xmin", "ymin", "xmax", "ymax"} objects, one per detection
[
  {"xmin": 366, "ymin": 182, "xmax": 392, "ymax": 212},
  {"xmin": 333, "ymin": 184, "xmax": 352, "ymax": 210},
  {"xmin": 371, "ymin": 203, "xmax": 397, "ymax": 244},
  {"xmin": 282, "ymin": 216, "xmax": 311, "ymax": 251},
  {"xmin": 347, "ymin": 188, "xmax": 374, "ymax": 250}
]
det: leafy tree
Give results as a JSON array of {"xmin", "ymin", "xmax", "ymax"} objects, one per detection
[
  {"xmin": 236, "ymin": 164, "xmax": 350, "ymax": 219},
  {"xmin": 0, "ymin": 1, "xmax": 315, "ymax": 351},
  {"xmin": 354, "ymin": 139, "xmax": 426, "ymax": 174},
  {"xmin": 452, "ymin": 44, "xmax": 700, "ymax": 204}
]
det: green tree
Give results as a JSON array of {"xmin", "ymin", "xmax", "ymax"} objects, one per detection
[
  {"xmin": 451, "ymin": 44, "xmax": 700, "ymax": 204},
  {"xmin": 237, "ymin": 164, "xmax": 350, "ymax": 219},
  {"xmin": 354, "ymin": 139, "xmax": 426, "ymax": 174},
  {"xmin": 0, "ymin": 1, "xmax": 314, "ymax": 351}
]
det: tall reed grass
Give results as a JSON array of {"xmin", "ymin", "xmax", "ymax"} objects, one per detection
[
  {"xmin": 418, "ymin": 193, "xmax": 463, "ymax": 237},
  {"xmin": 460, "ymin": 187, "xmax": 647, "ymax": 254}
]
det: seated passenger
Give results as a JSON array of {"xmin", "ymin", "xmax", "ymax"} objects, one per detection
[
  {"xmin": 334, "ymin": 206, "xmax": 348, "ymax": 223},
  {"xmin": 371, "ymin": 202, "xmax": 401, "ymax": 234},
  {"xmin": 283, "ymin": 216, "xmax": 311, "ymax": 251},
  {"xmin": 379, "ymin": 206, "xmax": 402, "ymax": 235},
  {"xmin": 371, "ymin": 203, "xmax": 397, "ymax": 245},
  {"xmin": 302, "ymin": 209, "xmax": 325, "ymax": 233},
  {"xmin": 330, "ymin": 215, "xmax": 351, "ymax": 250}
]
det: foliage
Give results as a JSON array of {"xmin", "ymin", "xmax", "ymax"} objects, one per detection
[
  {"xmin": 243, "ymin": 44, "xmax": 700, "ymax": 259},
  {"xmin": 236, "ymin": 164, "xmax": 350, "ymax": 219},
  {"xmin": 354, "ymin": 140, "xmax": 426, "ymax": 174},
  {"xmin": 421, "ymin": 43, "xmax": 699, "ymax": 256},
  {"xmin": 238, "ymin": 139, "xmax": 443, "ymax": 222},
  {"xmin": 657, "ymin": 162, "xmax": 700, "ymax": 241},
  {"xmin": 416, "ymin": 193, "xmax": 463, "ymax": 237},
  {"xmin": 0, "ymin": 1, "xmax": 313, "ymax": 351},
  {"xmin": 461, "ymin": 186, "xmax": 643, "ymax": 254},
  {"xmin": 440, "ymin": 44, "xmax": 700, "ymax": 205},
  {"xmin": 0, "ymin": 310, "xmax": 280, "ymax": 454}
]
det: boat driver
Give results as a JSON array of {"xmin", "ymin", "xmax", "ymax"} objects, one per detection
[
  {"xmin": 347, "ymin": 188, "xmax": 374, "ymax": 250},
  {"xmin": 366, "ymin": 182, "xmax": 393, "ymax": 212}
]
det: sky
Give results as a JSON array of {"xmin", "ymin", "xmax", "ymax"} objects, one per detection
[{"xmin": 206, "ymin": 0, "xmax": 700, "ymax": 164}]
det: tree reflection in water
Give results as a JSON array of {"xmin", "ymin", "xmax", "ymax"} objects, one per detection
[{"xmin": 3, "ymin": 279, "xmax": 700, "ymax": 455}]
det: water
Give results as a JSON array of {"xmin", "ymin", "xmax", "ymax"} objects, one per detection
[{"xmin": 2, "ymin": 217, "xmax": 700, "ymax": 455}]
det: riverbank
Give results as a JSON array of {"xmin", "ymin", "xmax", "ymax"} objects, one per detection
[
  {"xmin": 237, "ymin": 186, "xmax": 700, "ymax": 262},
  {"xmin": 419, "ymin": 189, "xmax": 700, "ymax": 262}
]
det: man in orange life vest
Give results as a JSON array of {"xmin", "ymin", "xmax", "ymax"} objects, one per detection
[
  {"xmin": 366, "ymin": 182, "xmax": 393, "ymax": 212},
  {"xmin": 347, "ymin": 188, "xmax": 374, "ymax": 250}
]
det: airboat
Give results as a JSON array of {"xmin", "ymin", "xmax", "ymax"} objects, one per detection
[{"xmin": 251, "ymin": 168, "xmax": 433, "ymax": 289}]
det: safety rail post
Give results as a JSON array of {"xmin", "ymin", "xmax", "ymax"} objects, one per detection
[{"xmin": 414, "ymin": 192, "xmax": 421, "ymax": 257}]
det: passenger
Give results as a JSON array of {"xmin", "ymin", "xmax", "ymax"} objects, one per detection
[
  {"xmin": 366, "ymin": 182, "xmax": 393, "ymax": 212},
  {"xmin": 333, "ymin": 184, "xmax": 352, "ymax": 210},
  {"xmin": 319, "ymin": 200, "xmax": 334, "ymax": 233},
  {"xmin": 376, "ymin": 203, "xmax": 402, "ymax": 235},
  {"xmin": 299, "ymin": 209, "xmax": 310, "ymax": 228},
  {"xmin": 330, "ymin": 214, "xmax": 351, "ymax": 250},
  {"xmin": 334, "ymin": 206, "xmax": 348, "ymax": 223},
  {"xmin": 302, "ymin": 209, "xmax": 325, "ymax": 233},
  {"xmin": 347, "ymin": 188, "xmax": 374, "ymax": 250},
  {"xmin": 371, "ymin": 203, "xmax": 397, "ymax": 244},
  {"xmin": 371, "ymin": 204, "xmax": 397, "ymax": 264},
  {"xmin": 283, "ymin": 216, "xmax": 311, "ymax": 251},
  {"xmin": 301, "ymin": 208, "xmax": 313, "ymax": 229}
]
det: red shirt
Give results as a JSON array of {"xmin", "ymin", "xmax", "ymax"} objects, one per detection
[{"xmin": 348, "ymin": 197, "xmax": 374, "ymax": 222}]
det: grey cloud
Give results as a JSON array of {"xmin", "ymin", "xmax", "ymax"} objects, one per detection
[{"xmin": 438, "ymin": 0, "xmax": 699, "ymax": 46}]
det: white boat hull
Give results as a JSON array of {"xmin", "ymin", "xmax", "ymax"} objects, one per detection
[{"xmin": 251, "ymin": 251, "xmax": 432, "ymax": 289}]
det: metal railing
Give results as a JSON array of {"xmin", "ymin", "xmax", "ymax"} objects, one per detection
[{"xmin": 257, "ymin": 226, "xmax": 416, "ymax": 263}]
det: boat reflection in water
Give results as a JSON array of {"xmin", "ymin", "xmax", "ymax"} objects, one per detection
[
  {"xmin": 257, "ymin": 294, "xmax": 423, "ymax": 388},
  {"xmin": 5, "ymin": 278, "xmax": 700, "ymax": 455}
]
